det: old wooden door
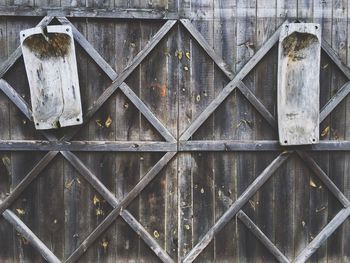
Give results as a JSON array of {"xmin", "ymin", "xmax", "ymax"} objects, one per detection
[{"xmin": 0, "ymin": 1, "xmax": 350, "ymax": 263}]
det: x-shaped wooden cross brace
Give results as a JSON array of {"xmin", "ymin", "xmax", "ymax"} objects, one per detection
[
  {"xmin": 1, "ymin": 17, "xmax": 350, "ymax": 263},
  {"xmin": 0, "ymin": 16, "xmax": 178, "ymax": 263},
  {"xmin": 179, "ymin": 19, "xmax": 350, "ymax": 263}
]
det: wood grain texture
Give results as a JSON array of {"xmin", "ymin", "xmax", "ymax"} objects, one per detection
[{"xmin": 278, "ymin": 23, "xmax": 321, "ymax": 146}]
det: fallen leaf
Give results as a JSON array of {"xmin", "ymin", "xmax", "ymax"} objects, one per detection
[
  {"xmin": 175, "ymin": 50, "xmax": 183, "ymax": 60},
  {"xmin": 249, "ymin": 200, "xmax": 256, "ymax": 211},
  {"xmin": 96, "ymin": 119, "xmax": 103, "ymax": 127},
  {"xmin": 16, "ymin": 208, "xmax": 25, "ymax": 215},
  {"xmin": 93, "ymin": 195, "xmax": 100, "ymax": 205},
  {"xmin": 185, "ymin": 51, "xmax": 190, "ymax": 59},
  {"xmin": 1, "ymin": 156, "xmax": 11, "ymax": 174},
  {"xmin": 65, "ymin": 179, "xmax": 74, "ymax": 189},
  {"xmin": 100, "ymin": 239, "xmax": 108, "ymax": 251},
  {"xmin": 153, "ymin": 230, "xmax": 160, "ymax": 238},
  {"xmin": 321, "ymin": 126, "xmax": 330, "ymax": 137},
  {"xmin": 310, "ymin": 179, "xmax": 317, "ymax": 188},
  {"xmin": 96, "ymin": 208, "xmax": 104, "ymax": 216},
  {"xmin": 184, "ymin": 66, "xmax": 189, "ymax": 71},
  {"xmin": 316, "ymin": 206, "xmax": 326, "ymax": 213},
  {"xmin": 105, "ymin": 116, "xmax": 112, "ymax": 128},
  {"xmin": 184, "ymin": 224, "xmax": 190, "ymax": 230}
]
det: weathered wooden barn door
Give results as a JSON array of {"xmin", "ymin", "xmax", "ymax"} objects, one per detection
[{"xmin": 0, "ymin": 1, "xmax": 350, "ymax": 263}]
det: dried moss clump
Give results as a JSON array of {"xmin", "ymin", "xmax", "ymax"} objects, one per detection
[
  {"xmin": 282, "ymin": 32, "xmax": 318, "ymax": 61},
  {"xmin": 23, "ymin": 33, "xmax": 71, "ymax": 59}
]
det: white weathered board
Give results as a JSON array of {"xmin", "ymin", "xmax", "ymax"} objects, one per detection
[
  {"xmin": 278, "ymin": 23, "xmax": 321, "ymax": 146},
  {"xmin": 20, "ymin": 25, "xmax": 82, "ymax": 130}
]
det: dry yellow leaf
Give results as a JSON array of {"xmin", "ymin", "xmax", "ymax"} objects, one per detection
[
  {"xmin": 105, "ymin": 116, "xmax": 112, "ymax": 128},
  {"xmin": 96, "ymin": 208, "xmax": 104, "ymax": 216},
  {"xmin": 101, "ymin": 239, "xmax": 109, "ymax": 251},
  {"xmin": 153, "ymin": 230, "xmax": 160, "ymax": 238},
  {"xmin": 65, "ymin": 179, "xmax": 74, "ymax": 189},
  {"xmin": 96, "ymin": 119, "xmax": 103, "ymax": 127},
  {"xmin": 93, "ymin": 195, "xmax": 100, "ymax": 205},
  {"xmin": 321, "ymin": 126, "xmax": 330, "ymax": 137},
  {"xmin": 175, "ymin": 50, "xmax": 183, "ymax": 60},
  {"xmin": 185, "ymin": 51, "xmax": 190, "ymax": 59},
  {"xmin": 16, "ymin": 208, "xmax": 25, "ymax": 215},
  {"xmin": 310, "ymin": 179, "xmax": 317, "ymax": 188}
]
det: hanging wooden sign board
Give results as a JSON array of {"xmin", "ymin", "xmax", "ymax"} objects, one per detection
[
  {"xmin": 278, "ymin": 23, "xmax": 321, "ymax": 146},
  {"xmin": 20, "ymin": 25, "xmax": 83, "ymax": 130}
]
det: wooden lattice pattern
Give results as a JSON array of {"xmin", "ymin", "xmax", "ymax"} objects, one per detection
[{"xmin": 0, "ymin": 16, "xmax": 350, "ymax": 263}]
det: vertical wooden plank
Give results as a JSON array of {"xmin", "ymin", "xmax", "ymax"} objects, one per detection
[
  {"xmin": 344, "ymin": 2, "xmax": 350, "ymax": 261},
  {"xmin": 139, "ymin": 20, "xmax": 167, "ymax": 262},
  {"xmin": 5, "ymin": 17, "xmax": 43, "ymax": 263},
  {"xmin": 0, "ymin": 16, "xmax": 15, "ymax": 263},
  {"xmin": 164, "ymin": 27, "xmax": 179, "ymax": 261},
  {"xmin": 34, "ymin": 0, "xmax": 60, "ymax": 8},
  {"xmin": 254, "ymin": 0, "xmax": 278, "ymax": 262},
  {"xmin": 290, "ymin": 0, "xmax": 315, "ymax": 259},
  {"xmin": 114, "ymin": 20, "xmax": 141, "ymax": 263},
  {"xmin": 178, "ymin": 14, "xmax": 193, "ymax": 261},
  {"xmin": 80, "ymin": 18, "xmax": 116, "ymax": 263},
  {"xmin": 274, "ymin": 0, "xmax": 297, "ymax": 260},
  {"xmin": 212, "ymin": 0, "xmax": 238, "ymax": 262},
  {"xmin": 327, "ymin": 1, "xmax": 348, "ymax": 262},
  {"xmin": 190, "ymin": 1, "xmax": 215, "ymax": 262},
  {"xmin": 61, "ymin": 0, "xmax": 85, "ymax": 9},
  {"xmin": 63, "ymin": 19, "xmax": 89, "ymax": 261},
  {"xmin": 235, "ymin": 0, "xmax": 257, "ymax": 261},
  {"xmin": 309, "ymin": 1, "xmax": 332, "ymax": 262},
  {"xmin": 6, "ymin": 0, "xmax": 34, "ymax": 7},
  {"xmin": 86, "ymin": 0, "xmax": 113, "ymax": 10}
]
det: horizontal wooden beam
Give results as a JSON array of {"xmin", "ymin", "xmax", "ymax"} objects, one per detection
[
  {"xmin": 3, "ymin": 210, "xmax": 61, "ymax": 263},
  {"xmin": 180, "ymin": 140, "xmax": 350, "ymax": 151},
  {"xmin": 2, "ymin": 140, "xmax": 350, "ymax": 152},
  {"xmin": 0, "ymin": 6, "xmax": 179, "ymax": 19},
  {"xmin": 0, "ymin": 140, "xmax": 176, "ymax": 152}
]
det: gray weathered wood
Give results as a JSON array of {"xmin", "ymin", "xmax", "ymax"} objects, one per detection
[
  {"xmin": 321, "ymin": 39, "xmax": 350, "ymax": 79},
  {"xmin": 320, "ymin": 81, "xmax": 350, "ymax": 122},
  {"xmin": 296, "ymin": 150, "xmax": 350, "ymax": 207},
  {"xmin": 0, "ymin": 16, "xmax": 54, "ymax": 79},
  {"xmin": 0, "ymin": 6, "xmax": 179, "ymax": 19},
  {"xmin": 0, "ymin": 79, "xmax": 32, "ymax": 120},
  {"xmin": 293, "ymin": 207, "xmax": 350, "ymax": 263},
  {"xmin": 0, "ymin": 151, "xmax": 58, "ymax": 215},
  {"xmin": 64, "ymin": 151, "xmax": 177, "ymax": 263},
  {"xmin": 183, "ymin": 151, "xmax": 292, "ymax": 263},
  {"xmin": 2, "ymin": 210, "xmax": 61, "ymax": 263},
  {"xmin": 237, "ymin": 211, "xmax": 290, "ymax": 263},
  {"xmin": 21, "ymin": 25, "xmax": 83, "ymax": 129},
  {"xmin": 0, "ymin": 140, "xmax": 176, "ymax": 151},
  {"xmin": 278, "ymin": 23, "xmax": 321, "ymax": 145},
  {"xmin": 61, "ymin": 150, "xmax": 174, "ymax": 263},
  {"xmin": 179, "ymin": 20, "xmax": 285, "ymax": 141}
]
